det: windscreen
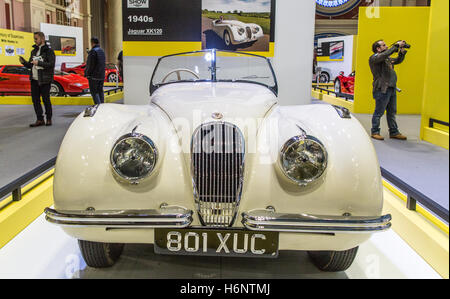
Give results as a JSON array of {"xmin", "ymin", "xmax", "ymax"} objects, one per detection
[{"xmin": 151, "ymin": 50, "xmax": 277, "ymax": 94}]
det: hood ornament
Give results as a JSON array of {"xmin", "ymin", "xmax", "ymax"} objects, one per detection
[{"xmin": 212, "ymin": 112, "xmax": 223, "ymax": 120}]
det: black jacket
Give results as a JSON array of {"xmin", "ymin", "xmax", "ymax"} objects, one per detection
[
  {"xmin": 22, "ymin": 44, "xmax": 56, "ymax": 85},
  {"xmin": 369, "ymin": 45, "xmax": 407, "ymax": 93},
  {"xmin": 85, "ymin": 45, "xmax": 106, "ymax": 81}
]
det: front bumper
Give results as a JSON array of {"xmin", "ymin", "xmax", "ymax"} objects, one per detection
[
  {"xmin": 44, "ymin": 206, "xmax": 193, "ymax": 228},
  {"xmin": 45, "ymin": 207, "xmax": 391, "ymax": 234},
  {"xmin": 242, "ymin": 210, "xmax": 392, "ymax": 233}
]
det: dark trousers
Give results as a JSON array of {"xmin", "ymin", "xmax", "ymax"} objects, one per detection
[
  {"xmin": 31, "ymin": 80, "xmax": 52, "ymax": 121},
  {"xmin": 371, "ymin": 87, "xmax": 400, "ymax": 136},
  {"xmin": 89, "ymin": 79, "xmax": 105, "ymax": 105}
]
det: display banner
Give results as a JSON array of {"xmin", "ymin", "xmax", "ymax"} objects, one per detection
[
  {"xmin": 122, "ymin": 0, "xmax": 276, "ymax": 57},
  {"xmin": 317, "ymin": 40, "xmax": 345, "ymax": 62},
  {"xmin": 48, "ymin": 35, "xmax": 77, "ymax": 56},
  {"xmin": 0, "ymin": 29, "xmax": 34, "ymax": 65}
]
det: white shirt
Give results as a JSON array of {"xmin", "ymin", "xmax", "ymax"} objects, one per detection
[{"xmin": 32, "ymin": 45, "xmax": 44, "ymax": 81}]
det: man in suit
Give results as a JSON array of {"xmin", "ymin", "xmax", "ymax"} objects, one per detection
[
  {"xmin": 85, "ymin": 37, "xmax": 106, "ymax": 104},
  {"xmin": 19, "ymin": 32, "xmax": 56, "ymax": 127},
  {"xmin": 369, "ymin": 40, "xmax": 408, "ymax": 141}
]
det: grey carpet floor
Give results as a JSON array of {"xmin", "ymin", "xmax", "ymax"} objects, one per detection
[
  {"xmin": 0, "ymin": 105, "xmax": 87, "ymax": 190},
  {"xmin": 312, "ymin": 99, "xmax": 448, "ymax": 214}
]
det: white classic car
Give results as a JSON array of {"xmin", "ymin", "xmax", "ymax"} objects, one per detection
[
  {"xmin": 212, "ymin": 19, "xmax": 264, "ymax": 47},
  {"xmin": 45, "ymin": 49, "xmax": 391, "ymax": 272}
]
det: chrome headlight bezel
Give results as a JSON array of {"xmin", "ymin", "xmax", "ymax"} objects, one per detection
[
  {"xmin": 110, "ymin": 133, "xmax": 158, "ymax": 183},
  {"xmin": 252, "ymin": 27, "xmax": 260, "ymax": 34},
  {"xmin": 238, "ymin": 28, "xmax": 245, "ymax": 35},
  {"xmin": 279, "ymin": 135, "xmax": 328, "ymax": 186}
]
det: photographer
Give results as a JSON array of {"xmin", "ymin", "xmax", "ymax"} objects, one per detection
[{"xmin": 369, "ymin": 40, "xmax": 408, "ymax": 141}]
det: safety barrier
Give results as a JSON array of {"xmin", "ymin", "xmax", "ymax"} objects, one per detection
[
  {"xmin": 429, "ymin": 118, "xmax": 449, "ymax": 130},
  {"xmin": 312, "ymin": 85, "xmax": 354, "ymax": 101},
  {"xmin": 381, "ymin": 167, "xmax": 449, "ymax": 224},
  {"xmin": 0, "ymin": 86, "xmax": 123, "ymax": 98},
  {"xmin": 0, "ymin": 87, "xmax": 124, "ymax": 106},
  {"xmin": 0, "ymin": 157, "xmax": 56, "ymax": 249}
]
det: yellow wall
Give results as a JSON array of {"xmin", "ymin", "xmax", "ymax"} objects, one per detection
[
  {"xmin": 354, "ymin": 7, "xmax": 430, "ymax": 114},
  {"xmin": 420, "ymin": 0, "xmax": 449, "ymax": 149},
  {"xmin": 0, "ymin": 29, "xmax": 34, "ymax": 65}
]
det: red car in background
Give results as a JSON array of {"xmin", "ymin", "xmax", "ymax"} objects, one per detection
[
  {"xmin": 0, "ymin": 65, "xmax": 90, "ymax": 96},
  {"xmin": 334, "ymin": 71, "xmax": 355, "ymax": 96},
  {"xmin": 61, "ymin": 62, "xmax": 122, "ymax": 83},
  {"xmin": 62, "ymin": 46, "xmax": 76, "ymax": 54}
]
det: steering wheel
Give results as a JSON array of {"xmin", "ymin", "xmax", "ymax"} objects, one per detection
[{"xmin": 162, "ymin": 69, "xmax": 200, "ymax": 83}]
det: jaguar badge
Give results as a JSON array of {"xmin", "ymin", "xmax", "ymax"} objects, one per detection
[{"xmin": 212, "ymin": 112, "xmax": 223, "ymax": 120}]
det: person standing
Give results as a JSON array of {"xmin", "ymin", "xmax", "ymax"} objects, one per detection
[
  {"xmin": 369, "ymin": 40, "xmax": 408, "ymax": 141},
  {"xmin": 117, "ymin": 50, "xmax": 123, "ymax": 80},
  {"xmin": 19, "ymin": 32, "xmax": 55, "ymax": 127},
  {"xmin": 85, "ymin": 37, "xmax": 106, "ymax": 105}
]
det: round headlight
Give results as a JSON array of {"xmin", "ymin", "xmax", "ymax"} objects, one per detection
[
  {"xmin": 279, "ymin": 136, "xmax": 328, "ymax": 186},
  {"xmin": 252, "ymin": 27, "xmax": 260, "ymax": 34},
  {"xmin": 238, "ymin": 28, "xmax": 245, "ymax": 35},
  {"xmin": 110, "ymin": 133, "xmax": 158, "ymax": 183}
]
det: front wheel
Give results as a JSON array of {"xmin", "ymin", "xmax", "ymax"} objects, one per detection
[
  {"xmin": 308, "ymin": 247, "xmax": 358, "ymax": 272},
  {"xmin": 224, "ymin": 31, "xmax": 232, "ymax": 47},
  {"xmin": 78, "ymin": 240, "xmax": 124, "ymax": 268},
  {"xmin": 334, "ymin": 79, "xmax": 342, "ymax": 95},
  {"xmin": 107, "ymin": 72, "xmax": 119, "ymax": 83},
  {"xmin": 318, "ymin": 72, "xmax": 330, "ymax": 83},
  {"xmin": 50, "ymin": 82, "xmax": 64, "ymax": 97}
]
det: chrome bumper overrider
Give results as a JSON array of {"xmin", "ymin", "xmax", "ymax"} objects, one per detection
[
  {"xmin": 242, "ymin": 210, "xmax": 392, "ymax": 233},
  {"xmin": 44, "ymin": 206, "xmax": 193, "ymax": 228}
]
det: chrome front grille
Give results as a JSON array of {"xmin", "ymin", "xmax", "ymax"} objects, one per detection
[
  {"xmin": 191, "ymin": 122, "xmax": 245, "ymax": 227},
  {"xmin": 246, "ymin": 27, "xmax": 252, "ymax": 39}
]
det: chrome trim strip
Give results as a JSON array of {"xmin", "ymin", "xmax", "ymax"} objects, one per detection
[
  {"xmin": 242, "ymin": 209, "xmax": 392, "ymax": 233},
  {"xmin": 332, "ymin": 105, "xmax": 351, "ymax": 119},
  {"xmin": 45, "ymin": 206, "xmax": 193, "ymax": 228},
  {"xmin": 83, "ymin": 105, "xmax": 100, "ymax": 117}
]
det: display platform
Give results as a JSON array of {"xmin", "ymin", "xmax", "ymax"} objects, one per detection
[
  {"xmin": 311, "ymin": 98, "xmax": 449, "ymax": 224},
  {"xmin": 0, "ymin": 210, "xmax": 441, "ymax": 279},
  {"xmin": 354, "ymin": 113, "xmax": 449, "ymax": 222}
]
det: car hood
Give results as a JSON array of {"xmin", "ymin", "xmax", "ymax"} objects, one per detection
[
  {"xmin": 221, "ymin": 20, "xmax": 255, "ymax": 28},
  {"xmin": 151, "ymin": 82, "xmax": 277, "ymax": 130},
  {"xmin": 55, "ymin": 73, "xmax": 89, "ymax": 85}
]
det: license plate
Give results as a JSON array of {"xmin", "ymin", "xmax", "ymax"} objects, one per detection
[{"xmin": 154, "ymin": 228, "xmax": 279, "ymax": 258}]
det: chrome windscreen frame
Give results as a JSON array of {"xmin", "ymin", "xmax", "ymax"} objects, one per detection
[{"xmin": 149, "ymin": 49, "xmax": 279, "ymax": 96}]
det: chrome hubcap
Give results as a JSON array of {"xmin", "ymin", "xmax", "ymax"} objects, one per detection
[
  {"xmin": 50, "ymin": 84, "xmax": 59, "ymax": 95},
  {"xmin": 108, "ymin": 73, "xmax": 118, "ymax": 82}
]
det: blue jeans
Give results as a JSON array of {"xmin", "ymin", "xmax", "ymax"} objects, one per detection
[
  {"xmin": 371, "ymin": 87, "xmax": 400, "ymax": 136},
  {"xmin": 89, "ymin": 79, "xmax": 104, "ymax": 105}
]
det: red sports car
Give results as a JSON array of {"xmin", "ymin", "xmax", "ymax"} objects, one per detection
[
  {"xmin": 61, "ymin": 62, "xmax": 122, "ymax": 83},
  {"xmin": 62, "ymin": 46, "xmax": 76, "ymax": 54},
  {"xmin": 334, "ymin": 71, "xmax": 355, "ymax": 95},
  {"xmin": 0, "ymin": 65, "xmax": 90, "ymax": 96}
]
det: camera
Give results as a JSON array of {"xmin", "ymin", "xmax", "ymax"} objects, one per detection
[
  {"xmin": 393, "ymin": 40, "xmax": 411, "ymax": 49},
  {"xmin": 401, "ymin": 42, "xmax": 411, "ymax": 49}
]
